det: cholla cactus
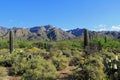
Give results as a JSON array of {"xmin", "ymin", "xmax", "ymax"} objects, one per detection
[
  {"xmin": 109, "ymin": 59, "xmax": 112, "ymax": 62},
  {"xmin": 114, "ymin": 64, "xmax": 117, "ymax": 69},
  {"xmin": 115, "ymin": 55, "xmax": 118, "ymax": 61},
  {"xmin": 108, "ymin": 59, "xmax": 112, "ymax": 68},
  {"xmin": 114, "ymin": 72, "xmax": 118, "ymax": 80},
  {"xmin": 106, "ymin": 55, "xmax": 119, "ymax": 80}
]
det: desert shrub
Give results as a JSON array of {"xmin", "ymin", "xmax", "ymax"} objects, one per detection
[
  {"xmin": 71, "ymin": 48, "xmax": 83, "ymax": 56},
  {"xmin": 0, "ymin": 39, "xmax": 8, "ymax": 49},
  {"xmin": 62, "ymin": 49, "xmax": 71, "ymax": 57},
  {"xmin": 52, "ymin": 55, "xmax": 69, "ymax": 71},
  {"xmin": 69, "ymin": 54, "xmax": 85, "ymax": 66},
  {"xmin": 89, "ymin": 37, "xmax": 120, "ymax": 50},
  {"xmin": 28, "ymin": 47, "xmax": 40, "ymax": 53},
  {"xmin": 70, "ymin": 53, "xmax": 107, "ymax": 80},
  {"xmin": 22, "ymin": 69, "xmax": 56, "ymax": 80},
  {"xmin": 8, "ymin": 51, "xmax": 57, "ymax": 79},
  {"xmin": 0, "ymin": 66, "xmax": 7, "ymax": 77},
  {"xmin": 72, "ymin": 42, "xmax": 83, "ymax": 48},
  {"xmin": 56, "ymin": 41, "xmax": 72, "ymax": 49},
  {"xmin": 0, "ymin": 52, "xmax": 15, "ymax": 67},
  {"xmin": 27, "ymin": 48, "xmax": 51, "ymax": 59},
  {"xmin": 50, "ymin": 50, "xmax": 59, "ymax": 56},
  {"xmin": 17, "ymin": 41, "xmax": 32, "ymax": 48},
  {"xmin": 50, "ymin": 49, "xmax": 63, "ymax": 57},
  {"xmin": 41, "ymin": 52, "xmax": 51, "ymax": 59},
  {"xmin": 0, "ymin": 50, "xmax": 28, "ymax": 75},
  {"xmin": 11, "ymin": 57, "xmax": 28, "ymax": 75},
  {"xmin": 32, "ymin": 41, "xmax": 52, "ymax": 50},
  {"xmin": 22, "ymin": 56, "xmax": 57, "ymax": 80}
]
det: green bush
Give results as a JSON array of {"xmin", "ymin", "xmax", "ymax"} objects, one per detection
[
  {"xmin": 69, "ymin": 54, "xmax": 85, "ymax": 66},
  {"xmin": 62, "ymin": 49, "xmax": 71, "ymax": 57},
  {"xmin": 52, "ymin": 55, "xmax": 69, "ymax": 71},
  {"xmin": 32, "ymin": 41, "xmax": 51, "ymax": 50},
  {"xmin": 0, "ymin": 39, "xmax": 8, "ymax": 49},
  {"xmin": 0, "ymin": 66, "xmax": 7, "ymax": 77},
  {"xmin": 70, "ymin": 52, "xmax": 107, "ymax": 80},
  {"xmin": 22, "ymin": 56, "xmax": 57, "ymax": 80},
  {"xmin": 17, "ymin": 41, "xmax": 32, "ymax": 48},
  {"xmin": 11, "ymin": 57, "xmax": 28, "ymax": 75},
  {"xmin": 0, "ymin": 53, "xmax": 13, "ymax": 67}
]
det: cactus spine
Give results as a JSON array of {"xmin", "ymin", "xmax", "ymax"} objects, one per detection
[
  {"xmin": 9, "ymin": 30, "xmax": 14, "ymax": 53},
  {"xmin": 84, "ymin": 29, "xmax": 89, "ymax": 48}
]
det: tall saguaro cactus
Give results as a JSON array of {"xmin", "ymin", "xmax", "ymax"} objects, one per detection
[
  {"xmin": 104, "ymin": 35, "xmax": 107, "ymax": 43},
  {"xmin": 9, "ymin": 30, "xmax": 14, "ymax": 53},
  {"xmin": 84, "ymin": 29, "xmax": 89, "ymax": 48}
]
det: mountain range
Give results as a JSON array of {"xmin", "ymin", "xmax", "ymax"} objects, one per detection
[{"xmin": 0, "ymin": 25, "xmax": 120, "ymax": 41}]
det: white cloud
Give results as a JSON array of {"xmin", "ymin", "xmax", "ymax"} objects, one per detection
[
  {"xmin": 92, "ymin": 24, "xmax": 120, "ymax": 31},
  {"xmin": 110, "ymin": 25, "xmax": 120, "ymax": 31},
  {"xmin": 62, "ymin": 28, "xmax": 69, "ymax": 31},
  {"xmin": 93, "ymin": 24, "xmax": 107, "ymax": 31},
  {"xmin": 99, "ymin": 24, "xmax": 106, "ymax": 31}
]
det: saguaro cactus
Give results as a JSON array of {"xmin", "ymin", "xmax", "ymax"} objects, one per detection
[
  {"xmin": 104, "ymin": 35, "xmax": 107, "ymax": 43},
  {"xmin": 9, "ymin": 30, "xmax": 14, "ymax": 53},
  {"xmin": 84, "ymin": 29, "xmax": 89, "ymax": 48}
]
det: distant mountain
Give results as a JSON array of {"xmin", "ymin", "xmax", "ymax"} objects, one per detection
[
  {"xmin": 47, "ymin": 27, "xmax": 75, "ymax": 40},
  {"xmin": 0, "ymin": 26, "xmax": 8, "ymax": 31},
  {"xmin": 105, "ymin": 31, "xmax": 120, "ymax": 38},
  {"xmin": 0, "ymin": 26, "xmax": 8, "ymax": 33},
  {"xmin": 67, "ymin": 28, "xmax": 85, "ymax": 37},
  {"xmin": 13, "ymin": 27, "xmax": 31, "ymax": 40},
  {"xmin": 0, "ymin": 25, "xmax": 75, "ymax": 41},
  {"xmin": 0, "ymin": 26, "xmax": 8, "ymax": 37},
  {"xmin": 29, "ymin": 25, "xmax": 75, "ymax": 41},
  {"xmin": 0, "ymin": 25, "xmax": 120, "ymax": 40},
  {"xmin": 67, "ymin": 28, "xmax": 120, "ymax": 39}
]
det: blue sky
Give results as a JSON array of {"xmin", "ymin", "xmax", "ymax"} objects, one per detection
[{"xmin": 0, "ymin": 0, "xmax": 120, "ymax": 31}]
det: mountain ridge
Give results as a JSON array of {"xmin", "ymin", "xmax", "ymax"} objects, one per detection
[
  {"xmin": 0, "ymin": 25, "xmax": 75, "ymax": 41},
  {"xmin": 0, "ymin": 25, "xmax": 120, "ymax": 40}
]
